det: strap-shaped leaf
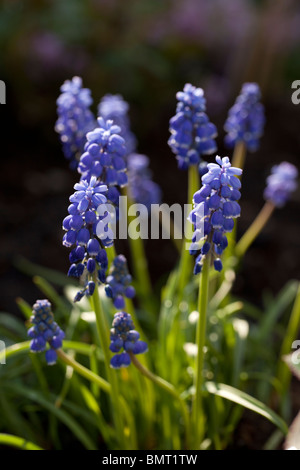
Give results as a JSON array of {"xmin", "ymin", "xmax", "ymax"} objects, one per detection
[
  {"xmin": 0, "ymin": 433, "xmax": 43, "ymax": 450},
  {"xmin": 205, "ymin": 381, "xmax": 288, "ymax": 435}
]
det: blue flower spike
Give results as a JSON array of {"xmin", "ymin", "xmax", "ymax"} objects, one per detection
[
  {"xmin": 55, "ymin": 76, "xmax": 96, "ymax": 169},
  {"xmin": 224, "ymin": 82, "xmax": 265, "ymax": 152},
  {"xmin": 169, "ymin": 83, "xmax": 217, "ymax": 170},
  {"xmin": 28, "ymin": 300, "xmax": 65, "ymax": 366},
  {"xmin": 105, "ymin": 255, "xmax": 136, "ymax": 309},
  {"xmin": 127, "ymin": 153, "xmax": 162, "ymax": 211},
  {"xmin": 189, "ymin": 155, "xmax": 242, "ymax": 274},
  {"xmin": 98, "ymin": 94, "xmax": 137, "ymax": 156},
  {"xmin": 264, "ymin": 161, "xmax": 298, "ymax": 208},
  {"xmin": 109, "ymin": 312, "xmax": 148, "ymax": 369},
  {"xmin": 78, "ymin": 117, "xmax": 128, "ymax": 188},
  {"xmin": 62, "ymin": 176, "xmax": 111, "ymax": 302}
]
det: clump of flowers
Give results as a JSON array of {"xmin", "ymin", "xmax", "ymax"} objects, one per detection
[
  {"xmin": 27, "ymin": 300, "xmax": 65, "ymax": 365},
  {"xmin": 224, "ymin": 82, "xmax": 265, "ymax": 152},
  {"xmin": 189, "ymin": 155, "xmax": 242, "ymax": 273},
  {"xmin": 105, "ymin": 255, "xmax": 136, "ymax": 309},
  {"xmin": 78, "ymin": 117, "xmax": 128, "ymax": 189},
  {"xmin": 168, "ymin": 83, "xmax": 217, "ymax": 169},
  {"xmin": 98, "ymin": 93, "xmax": 137, "ymax": 155},
  {"xmin": 127, "ymin": 153, "xmax": 162, "ymax": 210},
  {"xmin": 62, "ymin": 176, "xmax": 111, "ymax": 302},
  {"xmin": 55, "ymin": 76, "xmax": 95, "ymax": 169},
  {"xmin": 264, "ymin": 161, "xmax": 298, "ymax": 208},
  {"xmin": 109, "ymin": 312, "xmax": 148, "ymax": 368}
]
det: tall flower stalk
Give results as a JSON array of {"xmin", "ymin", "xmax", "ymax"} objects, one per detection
[
  {"xmin": 236, "ymin": 161, "xmax": 298, "ymax": 258},
  {"xmin": 55, "ymin": 76, "xmax": 96, "ymax": 169},
  {"xmin": 62, "ymin": 174, "xmax": 128, "ymax": 447},
  {"xmin": 91, "ymin": 273, "xmax": 127, "ymax": 448},
  {"xmin": 189, "ymin": 156, "xmax": 242, "ymax": 447},
  {"xmin": 168, "ymin": 83, "xmax": 217, "ymax": 295},
  {"xmin": 223, "ymin": 82, "xmax": 265, "ymax": 266}
]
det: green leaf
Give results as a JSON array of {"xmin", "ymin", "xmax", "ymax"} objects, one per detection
[
  {"xmin": 33, "ymin": 276, "xmax": 71, "ymax": 317},
  {"xmin": 16, "ymin": 298, "xmax": 33, "ymax": 320},
  {"xmin": 14, "ymin": 255, "xmax": 76, "ymax": 287},
  {"xmin": 0, "ymin": 312, "xmax": 27, "ymax": 339},
  {"xmin": 0, "ymin": 391, "xmax": 40, "ymax": 444},
  {"xmin": 0, "ymin": 341, "xmax": 31, "ymax": 363},
  {"xmin": 0, "ymin": 433, "xmax": 43, "ymax": 450},
  {"xmin": 205, "ymin": 381, "xmax": 288, "ymax": 435},
  {"xmin": 256, "ymin": 280, "xmax": 298, "ymax": 342},
  {"xmin": 4, "ymin": 384, "xmax": 97, "ymax": 450},
  {"xmin": 1, "ymin": 340, "xmax": 103, "ymax": 363}
]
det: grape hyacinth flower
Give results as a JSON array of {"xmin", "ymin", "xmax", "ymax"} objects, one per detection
[
  {"xmin": 168, "ymin": 83, "xmax": 217, "ymax": 170},
  {"xmin": 98, "ymin": 94, "xmax": 137, "ymax": 155},
  {"xmin": 189, "ymin": 155, "xmax": 242, "ymax": 273},
  {"xmin": 264, "ymin": 162, "xmax": 298, "ymax": 208},
  {"xmin": 78, "ymin": 117, "xmax": 128, "ymax": 189},
  {"xmin": 127, "ymin": 153, "xmax": 161, "ymax": 211},
  {"xmin": 224, "ymin": 82, "xmax": 265, "ymax": 152},
  {"xmin": 62, "ymin": 176, "xmax": 112, "ymax": 302},
  {"xmin": 109, "ymin": 311, "xmax": 148, "ymax": 368},
  {"xmin": 27, "ymin": 300, "xmax": 65, "ymax": 365},
  {"xmin": 105, "ymin": 255, "xmax": 136, "ymax": 309},
  {"xmin": 55, "ymin": 76, "xmax": 96, "ymax": 169}
]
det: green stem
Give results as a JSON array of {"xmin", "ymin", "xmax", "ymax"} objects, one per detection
[
  {"xmin": 221, "ymin": 142, "xmax": 247, "ymax": 270},
  {"xmin": 91, "ymin": 276, "xmax": 127, "ymax": 448},
  {"xmin": 124, "ymin": 186, "xmax": 153, "ymax": 295},
  {"xmin": 277, "ymin": 284, "xmax": 300, "ymax": 398},
  {"xmin": 129, "ymin": 353, "xmax": 190, "ymax": 449},
  {"xmin": 235, "ymin": 201, "xmax": 275, "ymax": 259},
  {"xmin": 177, "ymin": 165, "xmax": 199, "ymax": 295},
  {"xmin": 57, "ymin": 349, "xmax": 110, "ymax": 394},
  {"xmin": 52, "ymin": 349, "xmax": 138, "ymax": 448},
  {"xmin": 192, "ymin": 254, "xmax": 210, "ymax": 447},
  {"xmin": 152, "ymin": 207, "xmax": 182, "ymax": 253},
  {"xmin": 129, "ymin": 234, "xmax": 152, "ymax": 297},
  {"xmin": 232, "ymin": 141, "xmax": 246, "ymax": 171},
  {"xmin": 125, "ymin": 297, "xmax": 148, "ymax": 343},
  {"xmin": 0, "ymin": 434, "xmax": 43, "ymax": 451},
  {"xmin": 121, "ymin": 186, "xmax": 157, "ymax": 321},
  {"xmin": 106, "ymin": 244, "xmax": 117, "ymax": 267}
]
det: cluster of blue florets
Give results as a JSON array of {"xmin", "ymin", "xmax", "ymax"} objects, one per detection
[
  {"xmin": 127, "ymin": 153, "xmax": 162, "ymax": 211},
  {"xmin": 78, "ymin": 117, "xmax": 128, "ymax": 188},
  {"xmin": 264, "ymin": 161, "xmax": 298, "ymax": 208},
  {"xmin": 109, "ymin": 312, "xmax": 148, "ymax": 368},
  {"xmin": 98, "ymin": 94, "xmax": 137, "ymax": 155},
  {"xmin": 62, "ymin": 177, "xmax": 111, "ymax": 301},
  {"xmin": 28, "ymin": 300, "xmax": 65, "ymax": 365},
  {"xmin": 105, "ymin": 255, "xmax": 136, "ymax": 309},
  {"xmin": 189, "ymin": 156, "xmax": 242, "ymax": 273},
  {"xmin": 55, "ymin": 76, "xmax": 96, "ymax": 169},
  {"xmin": 224, "ymin": 82, "xmax": 265, "ymax": 152},
  {"xmin": 168, "ymin": 83, "xmax": 217, "ymax": 170}
]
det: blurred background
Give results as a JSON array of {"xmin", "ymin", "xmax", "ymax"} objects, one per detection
[{"xmin": 0, "ymin": 0, "xmax": 300, "ymax": 316}]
